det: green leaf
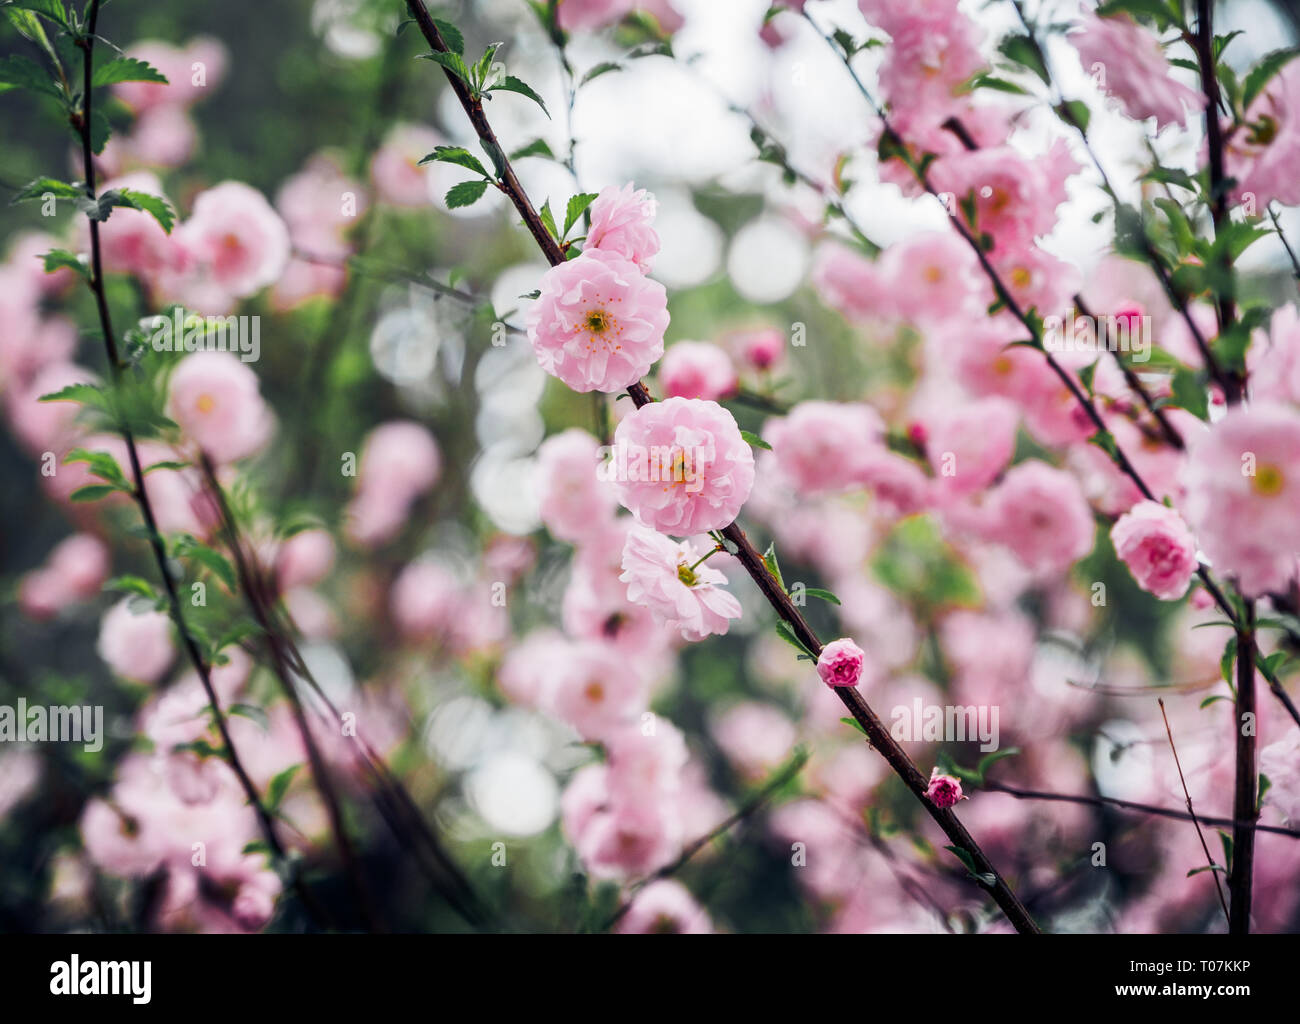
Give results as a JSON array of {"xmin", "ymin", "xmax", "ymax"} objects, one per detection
[
  {"xmin": 1054, "ymin": 99, "xmax": 1091, "ymax": 135},
  {"xmin": 1169, "ymin": 365, "xmax": 1209, "ymax": 420},
  {"xmin": 38, "ymin": 380, "xmax": 105, "ymax": 409},
  {"xmin": 228, "ymin": 703, "xmax": 269, "ymax": 732},
  {"xmin": 41, "ymin": 248, "xmax": 88, "ymax": 280},
  {"xmin": 0, "ymin": 53, "xmax": 63, "ymax": 99},
  {"xmin": 1187, "ymin": 864, "xmax": 1227, "ymax": 877},
  {"xmin": 420, "ymin": 50, "xmax": 472, "ymax": 84},
  {"xmin": 580, "ymin": 61, "xmax": 622, "ymax": 85},
  {"xmin": 1220, "ymin": 635, "xmax": 1238, "ymax": 687},
  {"xmin": 142, "ymin": 459, "xmax": 190, "ymax": 474},
  {"xmin": 509, "ymin": 138, "xmax": 554, "ymax": 160},
  {"xmin": 174, "ymin": 536, "xmax": 237, "ymax": 590},
  {"xmin": 112, "ymin": 189, "xmax": 175, "ymax": 233},
  {"xmin": 69, "ymin": 484, "xmax": 119, "ymax": 502},
  {"xmin": 445, "ymin": 179, "xmax": 489, "ymax": 209},
  {"xmin": 840, "ymin": 716, "xmax": 867, "ymax": 736},
  {"xmin": 430, "ymin": 18, "xmax": 464, "ymax": 55},
  {"xmin": 1200, "ymin": 694, "xmax": 1231, "ymax": 709},
  {"xmin": 804, "ymin": 587, "xmax": 841, "ymax": 606},
  {"xmin": 6, "ymin": 0, "xmax": 68, "ymax": 26},
  {"xmin": 563, "ymin": 191, "xmax": 598, "ymax": 236},
  {"xmin": 490, "ymin": 75, "xmax": 550, "ymax": 118},
  {"xmin": 774, "ymin": 619, "xmax": 816, "ymax": 660},
  {"xmin": 419, "ymin": 144, "xmax": 489, "ymax": 178},
  {"xmin": 1258, "ymin": 772, "xmax": 1272, "ymax": 813},
  {"xmin": 740, "ymin": 429, "xmax": 772, "ymax": 450},
  {"xmin": 762, "ymin": 542, "xmax": 786, "ymax": 592},
  {"xmin": 539, "ymin": 198, "xmax": 559, "ymax": 240},
  {"xmin": 1094, "ymin": 0, "xmax": 1181, "ymax": 31},
  {"xmin": 968, "ymin": 73, "xmax": 1030, "ymax": 95},
  {"xmin": 12, "ymin": 176, "xmax": 82, "ymax": 202},
  {"xmin": 92, "ymin": 57, "xmax": 168, "ymax": 88},
  {"xmin": 267, "ymin": 764, "xmax": 300, "ymax": 812},
  {"xmin": 998, "ymin": 34, "xmax": 1049, "ymax": 85},
  {"xmin": 976, "ymin": 747, "xmax": 1021, "ymax": 780},
  {"xmin": 1242, "ymin": 48, "xmax": 1300, "ymax": 110},
  {"xmin": 105, "ymin": 575, "xmax": 157, "ymax": 600},
  {"xmin": 65, "ymin": 446, "xmax": 129, "ymax": 487}
]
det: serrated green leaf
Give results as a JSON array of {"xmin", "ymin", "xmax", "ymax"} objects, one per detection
[
  {"xmin": 998, "ymin": 34, "xmax": 1049, "ymax": 85},
  {"xmin": 740, "ymin": 429, "xmax": 772, "ymax": 450},
  {"xmin": 509, "ymin": 137, "xmax": 554, "ymax": 161},
  {"xmin": 41, "ymin": 248, "xmax": 88, "ymax": 280},
  {"xmin": 419, "ymin": 144, "xmax": 489, "ymax": 178},
  {"xmin": 420, "ymin": 50, "xmax": 471, "ymax": 84},
  {"xmin": 0, "ymin": 53, "xmax": 64, "ymax": 99},
  {"xmin": 563, "ymin": 191, "xmax": 598, "ymax": 236},
  {"xmin": 12, "ymin": 176, "xmax": 82, "ymax": 202},
  {"xmin": 804, "ymin": 587, "xmax": 841, "ymax": 606},
  {"xmin": 445, "ymin": 179, "xmax": 489, "ymax": 209},
  {"xmin": 539, "ymin": 197, "xmax": 559, "ymax": 240},
  {"xmin": 92, "ymin": 56, "xmax": 168, "ymax": 87},
  {"xmin": 490, "ymin": 75, "xmax": 550, "ymax": 118},
  {"xmin": 774, "ymin": 618, "xmax": 816, "ymax": 659},
  {"xmin": 1242, "ymin": 48, "xmax": 1300, "ymax": 110},
  {"xmin": 430, "ymin": 17, "xmax": 464, "ymax": 55}
]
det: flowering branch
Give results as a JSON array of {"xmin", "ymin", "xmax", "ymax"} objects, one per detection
[
  {"xmin": 69, "ymin": 0, "xmax": 315, "ymax": 920},
  {"xmin": 404, "ymin": 0, "xmax": 1040, "ymax": 934}
]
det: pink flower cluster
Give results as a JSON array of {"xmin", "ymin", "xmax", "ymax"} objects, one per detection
[{"xmin": 345, "ymin": 421, "xmax": 442, "ymax": 547}]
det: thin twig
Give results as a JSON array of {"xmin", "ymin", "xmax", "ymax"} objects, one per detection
[{"xmin": 1158, "ymin": 698, "xmax": 1230, "ymax": 925}]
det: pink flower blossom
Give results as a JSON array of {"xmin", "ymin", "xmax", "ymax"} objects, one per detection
[
  {"xmin": 1183, "ymin": 402, "xmax": 1300, "ymax": 596},
  {"xmin": 658, "ymin": 341, "xmax": 738, "ymax": 401},
  {"xmin": 615, "ymin": 879, "xmax": 713, "ymax": 933},
  {"xmin": 370, "ymin": 123, "xmax": 441, "ymax": 207},
  {"xmin": 711, "ymin": 701, "xmax": 797, "ymax": 779},
  {"xmin": 1070, "ymin": 12, "xmax": 1204, "ymax": 130},
  {"xmin": 926, "ymin": 767, "xmax": 965, "ymax": 808},
  {"xmin": 930, "ymin": 142, "xmax": 1079, "ymax": 255},
  {"xmin": 19, "ymin": 534, "xmax": 110, "ymax": 620},
  {"xmin": 535, "ymin": 428, "xmax": 615, "ymax": 542},
  {"xmin": 547, "ymin": 641, "xmax": 650, "ymax": 742},
  {"xmin": 816, "ymin": 637, "xmax": 866, "ymax": 689},
  {"xmin": 175, "ymin": 182, "xmax": 291, "ymax": 300},
  {"xmin": 1110, "ymin": 500, "xmax": 1198, "ymax": 601},
  {"xmin": 113, "ymin": 37, "xmax": 227, "ymax": 113},
  {"xmin": 167, "ymin": 351, "xmax": 273, "ymax": 463},
  {"xmin": 345, "ymin": 421, "xmax": 441, "ymax": 547},
  {"xmin": 881, "ymin": 232, "xmax": 982, "ymax": 327},
  {"xmin": 985, "ymin": 460, "xmax": 1095, "ymax": 574},
  {"xmin": 275, "ymin": 529, "xmax": 335, "ymax": 592},
  {"xmin": 810, "ymin": 241, "xmax": 893, "ymax": 322},
  {"xmin": 728, "ymin": 326, "xmax": 784, "ymax": 372},
  {"xmin": 924, "ymin": 397, "xmax": 1019, "ymax": 501},
  {"xmin": 586, "ymin": 183, "xmax": 661, "ymax": 273},
  {"xmin": 619, "ymin": 524, "xmax": 742, "ymax": 640},
  {"xmin": 1260, "ymin": 728, "xmax": 1300, "ymax": 826},
  {"xmin": 97, "ymin": 599, "xmax": 175, "ymax": 684},
  {"xmin": 527, "ymin": 249, "xmax": 668, "ymax": 393},
  {"xmin": 1224, "ymin": 61, "xmax": 1300, "ymax": 210},
  {"xmin": 390, "ymin": 559, "xmax": 461, "ymax": 642},
  {"xmin": 764, "ymin": 401, "xmax": 886, "ymax": 495},
  {"xmin": 610, "ymin": 397, "xmax": 755, "ymax": 535}
]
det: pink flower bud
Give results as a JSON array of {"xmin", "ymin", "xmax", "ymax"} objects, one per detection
[
  {"xmin": 816, "ymin": 637, "xmax": 865, "ymax": 689},
  {"xmin": 926, "ymin": 767, "xmax": 966, "ymax": 809}
]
